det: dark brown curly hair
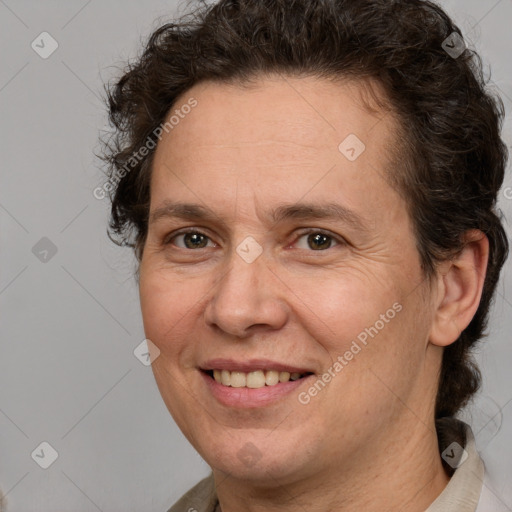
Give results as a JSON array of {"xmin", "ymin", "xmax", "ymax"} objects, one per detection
[{"xmin": 100, "ymin": 0, "xmax": 509, "ymax": 426}]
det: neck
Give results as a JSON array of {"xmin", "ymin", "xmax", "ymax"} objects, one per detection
[{"xmin": 214, "ymin": 419, "xmax": 450, "ymax": 512}]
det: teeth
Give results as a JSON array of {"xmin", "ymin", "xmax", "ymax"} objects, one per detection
[
  {"xmin": 279, "ymin": 371, "xmax": 290, "ymax": 382},
  {"xmin": 230, "ymin": 371, "xmax": 247, "ymax": 388},
  {"xmin": 246, "ymin": 370, "xmax": 266, "ymax": 388},
  {"xmin": 265, "ymin": 370, "xmax": 279, "ymax": 386},
  {"xmin": 210, "ymin": 369, "xmax": 307, "ymax": 388},
  {"xmin": 221, "ymin": 370, "xmax": 231, "ymax": 386}
]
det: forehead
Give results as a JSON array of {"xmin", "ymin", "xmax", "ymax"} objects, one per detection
[
  {"xmin": 150, "ymin": 75, "xmax": 402, "ymax": 223},
  {"xmin": 160, "ymin": 75, "xmax": 394, "ymax": 154}
]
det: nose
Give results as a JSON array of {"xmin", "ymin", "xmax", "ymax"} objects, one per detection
[{"xmin": 203, "ymin": 245, "xmax": 289, "ymax": 338}]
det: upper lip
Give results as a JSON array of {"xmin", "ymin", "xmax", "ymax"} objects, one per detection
[{"xmin": 200, "ymin": 358, "xmax": 314, "ymax": 374}]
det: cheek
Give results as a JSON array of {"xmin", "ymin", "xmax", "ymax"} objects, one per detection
[
  {"xmin": 290, "ymin": 268, "xmax": 420, "ymax": 405},
  {"xmin": 283, "ymin": 266, "xmax": 402, "ymax": 350},
  {"xmin": 139, "ymin": 269, "xmax": 202, "ymax": 357}
]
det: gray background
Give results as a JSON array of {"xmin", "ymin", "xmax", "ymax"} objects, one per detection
[{"xmin": 0, "ymin": 1, "xmax": 511, "ymax": 510}]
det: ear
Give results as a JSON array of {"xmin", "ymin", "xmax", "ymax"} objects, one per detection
[{"xmin": 429, "ymin": 230, "xmax": 489, "ymax": 347}]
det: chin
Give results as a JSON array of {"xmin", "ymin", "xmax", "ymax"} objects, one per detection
[{"xmin": 201, "ymin": 431, "xmax": 318, "ymax": 485}]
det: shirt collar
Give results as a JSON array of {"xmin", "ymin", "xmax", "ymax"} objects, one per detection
[{"xmin": 426, "ymin": 419, "xmax": 484, "ymax": 512}]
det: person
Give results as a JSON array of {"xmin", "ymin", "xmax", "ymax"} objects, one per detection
[{"xmin": 100, "ymin": 0, "xmax": 510, "ymax": 510}]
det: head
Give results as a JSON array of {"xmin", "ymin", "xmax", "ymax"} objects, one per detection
[{"xmin": 101, "ymin": 0, "xmax": 508, "ymax": 483}]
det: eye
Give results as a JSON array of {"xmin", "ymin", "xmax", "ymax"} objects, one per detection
[
  {"xmin": 164, "ymin": 228, "xmax": 342, "ymax": 252},
  {"xmin": 166, "ymin": 230, "xmax": 216, "ymax": 249},
  {"xmin": 294, "ymin": 230, "xmax": 342, "ymax": 251}
]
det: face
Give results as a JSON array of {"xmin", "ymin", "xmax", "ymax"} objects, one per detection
[{"xmin": 139, "ymin": 75, "xmax": 441, "ymax": 486}]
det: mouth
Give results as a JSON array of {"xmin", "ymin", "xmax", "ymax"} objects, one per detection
[
  {"xmin": 199, "ymin": 358, "xmax": 316, "ymax": 407},
  {"xmin": 202, "ymin": 369, "xmax": 314, "ymax": 389}
]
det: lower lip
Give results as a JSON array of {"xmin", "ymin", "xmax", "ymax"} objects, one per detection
[{"xmin": 201, "ymin": 371, "xmax": 313, "ymax": 408}]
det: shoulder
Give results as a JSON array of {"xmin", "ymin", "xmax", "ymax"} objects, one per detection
[{"xmin": 167, "ymin": 474, "xmax": 218, "ymax": 512}]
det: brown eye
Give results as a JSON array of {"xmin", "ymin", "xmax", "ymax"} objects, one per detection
[
  {"xmin": 309, "ymin": 233, "xmax": 332, "ymax": 250},
  {"xmin": 169, "ymin": 231, "xmax": 214, "ymax": 249},
  {"xmin": 294, "ymin": 230, "xmax": 341, "ymax": 251}
]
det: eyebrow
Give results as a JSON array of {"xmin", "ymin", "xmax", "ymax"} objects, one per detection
[
  {"xmin": 269, "ymin": 202, "xmax": 369, "ymax": 232},
  {"xmin": 149, "ymin": 200, "xmax": 370, "ymax": 233},
  {"xmin": 149, "ymin": 201, "xmax": 228, "ymax": 229}
]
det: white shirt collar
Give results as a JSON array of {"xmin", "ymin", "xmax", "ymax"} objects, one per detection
[{"xmin": 427, "ymin": 419, "xmax": 484, "ymax": 512}]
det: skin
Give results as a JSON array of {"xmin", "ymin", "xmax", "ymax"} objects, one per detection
[{"xmin": 138, "ymin": 74, "xmax": 489, "ymax": 512}]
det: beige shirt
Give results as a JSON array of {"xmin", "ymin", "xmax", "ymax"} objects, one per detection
[{"xmin": 168, "ymin": 420, "xmax": 504, "ymax": 512}]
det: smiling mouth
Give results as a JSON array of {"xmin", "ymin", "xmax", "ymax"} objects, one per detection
[{"xmin": 203, "ymin": 369, "xmax": 314, "ymax": 389}]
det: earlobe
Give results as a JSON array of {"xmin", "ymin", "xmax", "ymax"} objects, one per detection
[{"xmin": 429, "ymin": 230, "xmax": 489, "ymax": 347}]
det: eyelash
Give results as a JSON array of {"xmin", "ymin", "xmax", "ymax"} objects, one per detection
[{"xmin": 165, "ymin": 228, "xmax": 344, "ymax": 251}]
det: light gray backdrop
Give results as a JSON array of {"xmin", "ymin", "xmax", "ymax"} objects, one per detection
[{"xmin": 0, "ymin": 1, "xmax": 511, "ymax": 511}]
